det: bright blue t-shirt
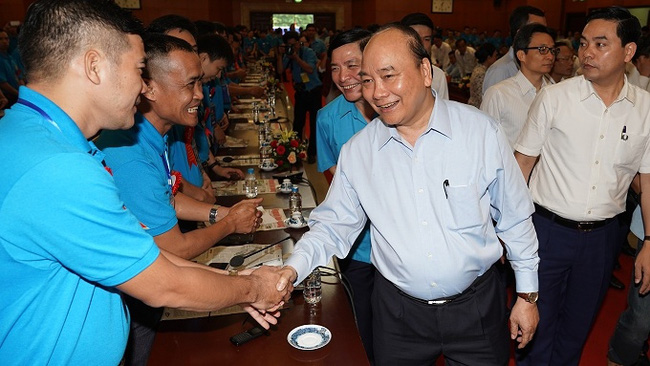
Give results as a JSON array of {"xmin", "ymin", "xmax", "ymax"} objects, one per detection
[
  {"xmin": 315, "ymin": 94, "xmax": 372, "ymax": 264},
  {"xmin": 0, "ymin": 87, "xmax": 159, "ymax": 365},
  {"xmin": 167, "ymin": 125, "xmax": 204, "ymax": 188},
  {"xmin": 95, "ymin": 113, "xmax": 179, "ymax": 236},
  {"xmin": 199, "ymin": 80, "xmax": 225, "ymax": 157},
  {"xmin": 310, "ymin": 39, "xmax": 327, "ymax": 57}
]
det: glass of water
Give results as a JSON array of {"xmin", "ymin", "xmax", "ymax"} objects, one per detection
[{"xmin": 303, "ymin": 268, "xmax": 322, "ymax": 305}]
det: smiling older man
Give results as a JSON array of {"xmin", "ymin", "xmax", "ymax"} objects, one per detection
[{"xmin": 277, "ymin": 23, "xmax": 539, "ymax": 366}]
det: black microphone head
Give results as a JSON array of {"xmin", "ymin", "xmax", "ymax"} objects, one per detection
[{"xmin": 229, "ymin": 255, "xmax": 245, "ymax": 268}]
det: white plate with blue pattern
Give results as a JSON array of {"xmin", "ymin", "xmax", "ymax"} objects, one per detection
[{"xmin": 287, "ymin": 325, "xmax": 331, "ymax": 350}]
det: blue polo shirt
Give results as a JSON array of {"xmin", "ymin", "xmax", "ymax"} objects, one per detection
[
  {"xmin": 283, "ymin": 46, "xmax": 321, "ymax": 91},
  {"xmin": 310, "ymin": 39, "xmax": 327, "ymax": 58},
  {"xmin": 95, "ymin": 113, "xmax": 178, "ymax": 236},
  {"xmin": 0, "ymin": 87, "xmax": 159, "ymax": 365},
  {"xmin": 315, "ymin": 94, "xmax": 372, "ymax": 264},
  {"xmin": 167, "ymin": 125, "xmax": 204, "ymax": 188}
]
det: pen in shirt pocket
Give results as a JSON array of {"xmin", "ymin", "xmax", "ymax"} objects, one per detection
[
  {"xmin": 621, "ymin": 126, "xmax": 628, "ymax": 141},
  {"xmin": 443, "ymin": 179, "xmax": 449, "ymax": 199}
]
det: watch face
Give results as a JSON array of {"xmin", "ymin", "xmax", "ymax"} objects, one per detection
[{"xmin": 529, "ymin": 292, "xmax": 539, "ymax": 303}]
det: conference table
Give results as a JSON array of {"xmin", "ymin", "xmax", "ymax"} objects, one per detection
[{"xmin": 147, "ymin": 78, "xmax": 369, "ymax": 365}]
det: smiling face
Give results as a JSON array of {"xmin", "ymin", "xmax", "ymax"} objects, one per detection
[
  {"xmin": 579, "ymin": 18, "xmax": 635, "ymax": 87},
  {"xmin": 361, "ymin": 29, "xmax": 433, "ymax": 129},
  {"xmin": 103, "ymin": 34, "xmax": 147, "ymax": 130},
  {"xmin": 200, "ymin": 55, "xmax": 227, "ymax": 82},
  {"xmin": 331, "ymin": 42, "xmax": 364, "ymax": 102},
  {"xmin": 149, "ymin": 49, "xmax": 203, "ymax": 128},
  {"xmin": 517, "ymin": 32, "xmax": 556, "ymax": 77}
]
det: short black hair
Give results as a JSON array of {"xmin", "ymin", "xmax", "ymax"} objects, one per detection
[
  {"xmin": 400, "ymin": 13, "xmax": 435, "ymax": 31},
  {"xmin": 586, "ymin": 6, "xmax": 641, "ymax": 46},
  {"xmin": 509, "ymin": 6, "xmax": 545, "ymax": 39},
  {"xmin": 142, "ymin": 33, "xmax": 195, "ymax": 80},
  {"xmin": 194, "ymin": 20, "xmax": 217, "ymax": 37},
  {"xmin": 475, "ymin": 43, "xmax": 497, "ymax": 64},
  {"xmin": 148, "ymin": 14, "xmax": 198, "ymax": 41},
  {"xmin": 19, "ymin": 0, "xmax": 144, "ymax": 83},
  {"xmin": 372, "ymin": 23, "xmax": 431, "ymax": 69},
  {"xmin": 327, "ymin": 28, "xmax": 371, "ymax": 59},
  {"xmin": 197, "ymin": 33, "xmax": 233, "ymax": 64},
  {"xmin": 282, "ymin": 31, "xmax": 300, "ymax": 44},
  {"xmin": 306, "ymin": 23, "xmax": 316, "ymax": 30},
  {"xmin": 513, "ymin": 23, "xmax": 554, "ymax": 67}
]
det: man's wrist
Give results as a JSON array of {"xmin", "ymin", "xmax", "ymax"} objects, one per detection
[{"xmin": 644, "ymin": 236, "xmax": 650, "ymax": 242}]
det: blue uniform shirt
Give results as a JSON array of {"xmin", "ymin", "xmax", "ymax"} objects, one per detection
[
  {"xmin": 96, "ymin": 113, "xmax": 179, "ymax": 236},
  {"xmin": 0, "ymin": 87, "xmax": 159, "ymax": 365},
  {"xmin": 0, "ymin": 52, "xmax": 22, "ymax": 89},
  {"xmin": 283, "ymin": 46, "xmax": 321, "ymax": 91},
  {"xmin": 310, "ymin": 39, "xmax": 327, "ymax": 58},
  {"xmin": 316, "ymin": 94, "xmax": 374, "ymax": 264},
  {"xmin": 167, "ymin": 124, "xmax": 204, "ymax": 188},
  {"xmin": 286, "ymin": 98, "xmax": 539, "ymax": 299}
]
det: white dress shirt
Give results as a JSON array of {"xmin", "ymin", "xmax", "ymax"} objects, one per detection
[
  {"xmin": 432, "ymin": 65, "xmax": 449, "ymax": 100},
  {"xmin": 482, "ymin": 47, "xmax": 518, "ymax": 95},
  {"xmin": 286, "ymin": 98, "xmax": 539, "ymax": 300},
  {"xmin": 455, "ymin": 47, "xmax": 477, "ymax": 77},
  {"xmin": 481, "ymin": 70, "xmax": 550, "ymax": 149},
  {"xmin": 431, "ymin": 41, "xmax": 452, "ymax": 70},
  {"xmin": 516, "ymin": 75, "xmax": 650, "ymax": 221}
]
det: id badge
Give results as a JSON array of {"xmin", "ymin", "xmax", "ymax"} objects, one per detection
[{"xmin": 300, "ymin": 72, "xmax": 310, "ymax": 83}]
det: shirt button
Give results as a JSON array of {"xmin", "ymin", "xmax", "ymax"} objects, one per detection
[
  {"xmin": 430, "ymin": 282, "xmax": 438, "ymax": 287},
  {"xmin": 600, "ymin": 135, "xmax": 605, "ymax": 139},
  {"xmin": 592, "ymin": 186, "xmax": 596, "ymax": 190},
  {"xmin": 427, "ymin": 253, "xmax": 433, "ymax": 258},
  {"xmin": 418, "ymin": 188, "xmax": 424, "ymax": 194},
  {"xmin": 595, "ymin": 160, "xmax": 599, "ymax": 165},
  {"xmin": 422, "ymin": 221, "xmax": 428, "ymax": 226},
  {"xmin": 588, "ymin": 210, "xmax": 592, "ymax": 214}
]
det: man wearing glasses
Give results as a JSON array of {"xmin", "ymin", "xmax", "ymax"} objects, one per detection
[
  {"xmin": 550, "ymin": 40, "xmax": 576, "ymax": 83},
  {"xmin": 515, "ymin": 7, "xmax": 649, "ymax": 365},
  {"xmin": 481, "ymin": 23, "xmax": 555, "ymax": 149}
]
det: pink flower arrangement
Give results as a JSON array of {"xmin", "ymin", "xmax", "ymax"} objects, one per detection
[{"xmin": 270, "ymin": 130, "xmax": 308, "ymax": 170}]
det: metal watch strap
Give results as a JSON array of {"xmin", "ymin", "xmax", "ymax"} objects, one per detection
[{"xmin": 209, "ymin": 205, "xmax": 219, "ymax": 224}]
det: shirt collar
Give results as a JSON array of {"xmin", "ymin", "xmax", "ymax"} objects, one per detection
[
  {"xmin": 375, "ymin": 89, "xmax": 451, "ymax": 150},
  {"xmin": 17, "ymin": 86, "xmax": 92, "ymax": 154},
  {"xmin": 578, "ymin": 74, "xmax": 637, "ymax": 106},
  {"xmin": 135, "ymin": 113, "xmax": 168, "ymax": 155}
]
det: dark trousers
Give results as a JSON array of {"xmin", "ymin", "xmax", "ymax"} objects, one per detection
[
  {"xmin": 122, "ymin": 295, "xmax": 164, "ymax": 366},
  {"xmin": 340, "ymin": 259, "xmax": 376, "ymax": 364},
  {"xmin": 372, "ymin": 266, "xmax": 509, "ymax": 366},
  {"xmin": 293, "ymin": 86, "xmax": 321, "ymax": 157},
  {"xmin": 516, "ymin": 212, "xmax": 620, "ymax": 366}
]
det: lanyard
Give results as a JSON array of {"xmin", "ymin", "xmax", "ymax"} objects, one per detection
[
  {"xmin": 17, "ymin": 98, "xmax": 62, "ymax": 133},
  {"xmin": 17, "ymin": 98, "xmax": 112, "ymax": 172},
  {"xmin": 162, "ymin": 149, "xmax": 173, "ymax": 191}
]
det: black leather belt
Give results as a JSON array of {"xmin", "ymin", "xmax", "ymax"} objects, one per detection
[
  {"xmin": 534, "ymin": 204, "xmax": 616, "ymax": 232},
  {"xmin": 396, "ymin": 266, "xmax": 495, "ymax": 306}
]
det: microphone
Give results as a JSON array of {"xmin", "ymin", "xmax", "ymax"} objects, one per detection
[{"xmin": 228, "ymin": 236, "xmax": 292, "ymax": 268}]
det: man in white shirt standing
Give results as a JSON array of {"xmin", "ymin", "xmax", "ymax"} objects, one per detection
[
  {"xmin": 514, "ymin": 7, "xmax": 649, "ymax": 366},
  {"xmin": 454, "ymin": 39, "xmax": 476, "ymax": 77},
  {"xmin": 483, "ymin": 6, "xmax": 546, "ymax": 95},
  {"xmin": 481, "ymin": 24, "xmax": 556, "ymax": 149},
  {"xmin": 431, "ymin": 33, "xmax": 452, "ymax": 70}
]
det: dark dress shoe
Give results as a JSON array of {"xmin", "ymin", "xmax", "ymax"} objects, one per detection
[{"xmin": 610, "ymin": 275, "xmax": 625, "ymax": 290}]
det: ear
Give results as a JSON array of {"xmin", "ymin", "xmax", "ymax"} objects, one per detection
[
  {"xmin": 420, "ymin": 57, "xmax": 433, "ymax": 88},
  {"xmin": 84, "ymin": 49, "xmax": 102, "ymax": 85},
  {"xmin": 623, "ymin": 42, "xmax": 637, "ymax": 63},
  {"xmin": 516, "ymin": 49, "xmax": 526, "ymax": 64},
  {"xmin": 142, "ymin": 79, "xmax": 156, "ymax": 102},
  {"xmin": 199, "ymin": 53, "xmax": 208, "ymax": 63}
]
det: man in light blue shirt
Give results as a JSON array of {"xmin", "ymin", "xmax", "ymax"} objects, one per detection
[{"xmin": 277, "ymin": 23, "xmax": 540, "ymax": 366}]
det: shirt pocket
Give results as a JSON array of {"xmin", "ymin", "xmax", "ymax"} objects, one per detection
[
  {"xmin": 613, "ymin": 135, "xmax": 646, "ymax": 174},
  {"xmin": 446, "ymin": 183, "xmax": 484, "ymax": 230}
]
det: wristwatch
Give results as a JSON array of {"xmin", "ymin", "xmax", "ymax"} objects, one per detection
[
  {"xmin": 209, "ymin": 205, "xmax": 219, "ymax": 224},
  {"xmin": 517, "ymin": 292, "xmax": 539, "ymax": 304}
]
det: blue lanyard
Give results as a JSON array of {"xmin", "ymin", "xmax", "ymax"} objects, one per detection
[
  {"xmin": 162, "ymin": 150, "xmax": 173, "ymax": 190},
  {"xmin": 17, "ymin": 98, "xmax": 62, "ymax": 133},
  {"xmin": 17, "ymin": 98, "xmax": 110, "ymax": 169}
]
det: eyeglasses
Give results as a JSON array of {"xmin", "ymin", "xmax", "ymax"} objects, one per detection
[{"xmin": 522, "ymin": 46, "xmax": 559, "ymax": 56}]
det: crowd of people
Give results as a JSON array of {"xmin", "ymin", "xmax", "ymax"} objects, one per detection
[{"xmin": 2, "ymin": 1, "xmax": 650, "ymax": 366}]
